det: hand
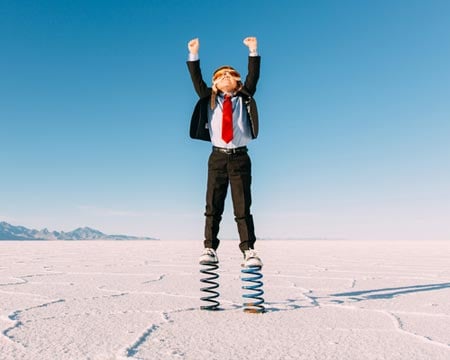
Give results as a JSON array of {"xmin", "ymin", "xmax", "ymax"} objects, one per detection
[
  {"xmin": 243, "ymin": 37, "xmax": 257, "ymax": 52},
  {"xmin": 188, "ymin": 38, "xmax": 199, "ymax": 55}
]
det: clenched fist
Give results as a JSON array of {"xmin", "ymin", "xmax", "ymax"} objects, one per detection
[
  {"xmin": 188, "ymin": 38, "xmax": 199, "ymax": 55},
  {"xmin": 243, "ymin": 37, "xmax": 257, "ymax": 52}
]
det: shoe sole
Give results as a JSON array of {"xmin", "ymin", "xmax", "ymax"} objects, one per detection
[
  {"xmin": 242, "ymin": 259, "xmax": 263, "ymax": 268},
  {"xmin": 199, "ymin": 259, "xmax": 219, "ymax": 265}
]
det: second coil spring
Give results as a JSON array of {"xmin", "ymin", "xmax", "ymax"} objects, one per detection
[{"xmin": 241, "ymin": 266, "xmax": 265, "ymax": 313}]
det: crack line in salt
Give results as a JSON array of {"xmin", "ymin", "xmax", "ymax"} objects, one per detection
[
  {"xmin": 384, "ymin": 310, "xmax": 450, "ymax": 349},
  {"xmin": 124, "ymin": 311, "xmax": 174, "ymax": 358},
  {"xmin": 97, "ymin": 288, "xmax": 198, "ymax": 300},
  {"xmin": 142, "ymin": 274, "xmax": 166, "ymax": 284},
  {"xmin": 0, "ymin": 278, "xmax": 28, "ymax": 287},
  {"xmin": 2, "ymin": 299, "xmax": 65, "ymax": 346}
]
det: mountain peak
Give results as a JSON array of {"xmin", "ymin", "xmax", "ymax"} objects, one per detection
[{"xmin": 0, "ymin": 221, "xmax": 156, "ymax": 241}]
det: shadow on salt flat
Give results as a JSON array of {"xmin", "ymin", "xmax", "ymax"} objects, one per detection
[
  {"xmin": 263, "ymin": 301, "xmax": 303, "ymax": 313},
  {"xmin": 261, "ymin": 283, "xmax": 450, "ymax": 311},
  {"xmin": 331, "ymin": 282, "xmax": 450, "ymax": 301}
]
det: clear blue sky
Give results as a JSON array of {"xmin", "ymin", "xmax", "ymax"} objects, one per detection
[{"xmin": 1, "ymin": 0, "xmax": 449, "ymax": 240}]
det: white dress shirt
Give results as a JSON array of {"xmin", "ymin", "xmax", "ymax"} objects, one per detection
[{"xmin": 207, "ymin": 93, "xmax": 252, "ymax": 148}]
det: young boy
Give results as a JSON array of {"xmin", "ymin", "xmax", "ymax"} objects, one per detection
[{"xmin": 187, "ymin": 37, "xmax": 262, "ymax": 268}]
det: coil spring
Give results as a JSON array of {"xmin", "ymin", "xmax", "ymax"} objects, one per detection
[
  {"xmin": 241, "ymin": 266, "xmax": 265, "ymax": 313},
  {"xmin": 200, "ymin": 262, "xmax": 220, "ymax": 310}
]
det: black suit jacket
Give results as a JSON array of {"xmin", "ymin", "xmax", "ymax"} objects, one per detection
[{"xmin": 186, "ymin": 56, "xmax": 260, "ymax": 142}]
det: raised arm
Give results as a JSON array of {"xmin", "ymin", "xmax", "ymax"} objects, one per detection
[
  {"xmin": 242, "ymin": 37, "xmax": 260, "ymax": 96},
  {"xmin": 186, "ymin": 38, "xmax": 211, "ymax": 99}
]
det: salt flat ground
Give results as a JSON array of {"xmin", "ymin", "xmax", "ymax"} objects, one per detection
[{"xmin": 0, "ymin": 240, "xmax": 449, "ymax": 360}]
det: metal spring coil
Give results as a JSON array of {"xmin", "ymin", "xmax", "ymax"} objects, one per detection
[
  {"xmin": 199, "ymin": 262, "xmax": 220, "ymax": 310},
  {"xmin": 241, "ymin": 266, "xmax": 265, "ymax": 313}
]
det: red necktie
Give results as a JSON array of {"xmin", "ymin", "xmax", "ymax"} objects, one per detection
[{"xmin": 221, "ymin": 95, "xmax": 233, "ymax": 143}]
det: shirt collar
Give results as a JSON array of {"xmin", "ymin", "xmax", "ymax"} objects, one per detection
[{"xmin": 219, "ymin": 91, "xmax": 237, "ymax": 98}]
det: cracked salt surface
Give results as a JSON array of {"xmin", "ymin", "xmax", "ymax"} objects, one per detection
[{"xmin": 0, "ymin": 240, "xmax": 449, "ymax": 360}]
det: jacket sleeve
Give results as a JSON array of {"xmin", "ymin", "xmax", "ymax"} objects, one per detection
[
  {"xmin": 243, "ymin": 56, "xmax": 260, "ymax": 96},
  {"xmin": 187, "ymin": 60, "xmax": 212, "ymax": 99}
]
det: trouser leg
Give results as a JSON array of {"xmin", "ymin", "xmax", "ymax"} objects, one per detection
[
  {"xmin": 229, "ymin": 152, "xmax": 256, "ymax": 253},
  {"xmin": 204, "ymin": 151, "xmax": 228, "ymax": 250}
]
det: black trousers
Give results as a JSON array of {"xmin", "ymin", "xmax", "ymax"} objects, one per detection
[{"xmin": 204, "ymin": 148, "xmax": 256, "ymax": 253}]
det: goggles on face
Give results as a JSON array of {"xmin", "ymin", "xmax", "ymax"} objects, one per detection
[{"xmin": 212, "ymin": 68, "xmax": 241, "ymax": 82}]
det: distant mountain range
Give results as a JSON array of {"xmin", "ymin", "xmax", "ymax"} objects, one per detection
[{"xmin": 0, "ymin": 221, "xmax": 156, "ymax": 241}]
